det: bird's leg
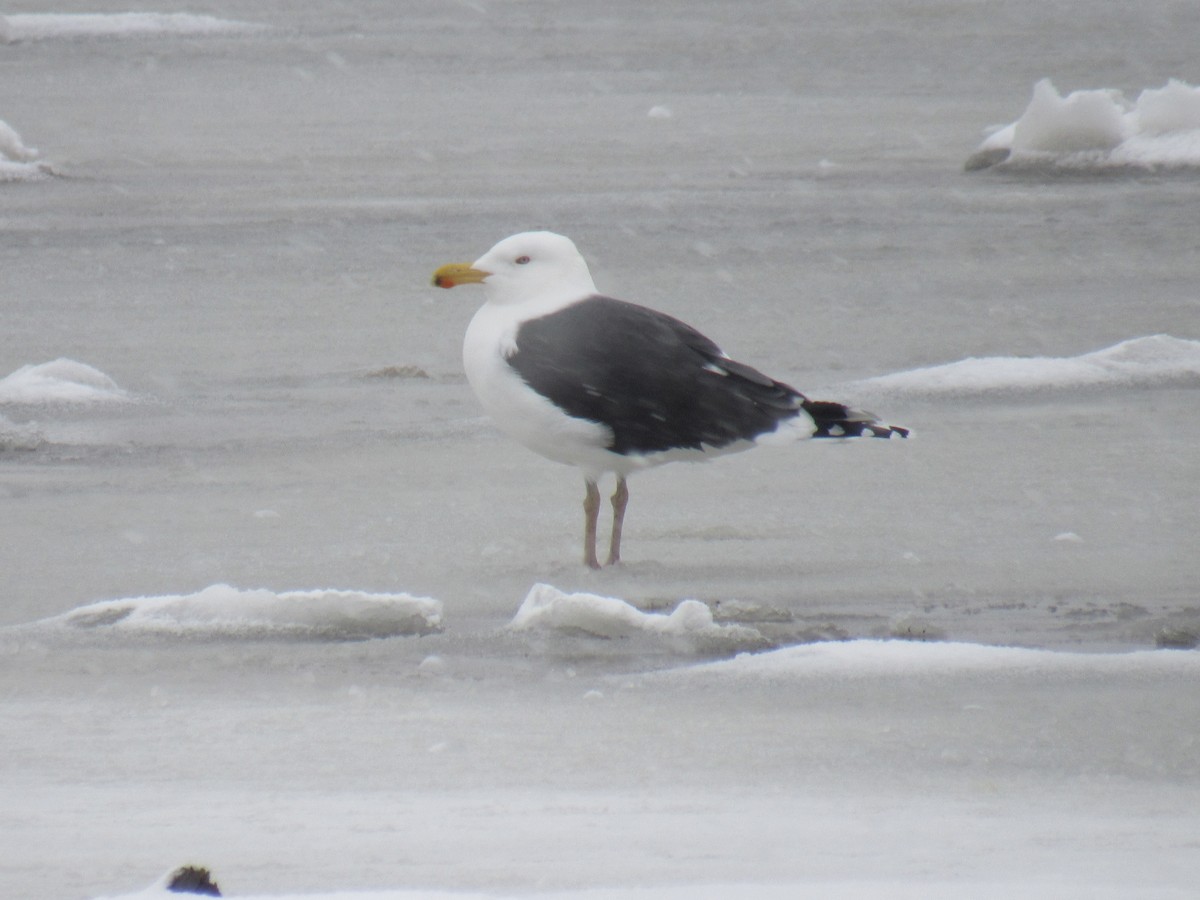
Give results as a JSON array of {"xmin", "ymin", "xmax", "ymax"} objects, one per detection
[
  {"xmin": 583, "ymin": 479, "xmax": 602, "ymax": 569},
  {"xmin": 605, "ymin": 476, "xmax": 629, "ymax": 567}
]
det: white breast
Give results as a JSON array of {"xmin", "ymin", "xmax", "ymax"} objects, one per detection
[{"xmin": 463, "ymin": 302, "xmax": 621, "ymax": 477}]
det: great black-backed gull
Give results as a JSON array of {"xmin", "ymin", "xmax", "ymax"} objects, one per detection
[{"xmin": 432, "ymin": 231, "xmax": 907, "ymax": 569}]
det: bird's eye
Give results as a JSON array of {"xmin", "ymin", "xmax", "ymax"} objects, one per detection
[{"xmin": 515, "ymin": 255, "xmax": 531, "ymax": 265}]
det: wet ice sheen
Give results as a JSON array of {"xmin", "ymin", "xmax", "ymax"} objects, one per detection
[{"xmin": 2, "ymin": 2, "xmax": 1199, "ymax": 899}]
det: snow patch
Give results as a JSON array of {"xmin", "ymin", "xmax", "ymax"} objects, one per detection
[
  {"xmin": 663, "ymin": 639, "xmax": 1200, "ymax": 682},
  {"xmin": 0, "ymin": 359, "xmax": 133, "ymax": 405},
  {"xmin": 39, "ymin": 584, "xmax": 442, "ymax": 641},
  {"xmin": 0, "ymin": 118, "xmax": 37, "ymax": 162},
  {"xmin": 0, "ymin": 118, "xmax": 52, "ymax": 182},
  {"xmin": 967, "ymin": 78, "xmax": 1200, "ymax": 170},
  {"xmin": 509, "ymin": 583, "xmax": 765, "ymax": 651},
  {"xmin": 0, "ymin": 12, "xmax": 265, "ymax": 43},
  {"xmin": 850, "ymin": 335, "xmax": 1200, "ymax": 399}
]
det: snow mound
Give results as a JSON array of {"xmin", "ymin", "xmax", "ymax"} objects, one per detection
[
  {"xmin": 0, "ymin": 118, "xmax": 51, "ymax": 182},
  {"xmin": 0, "ymin": 359, "xmax": 133, "ymax": 405},
  {"xmin": 664, "ymin": 639, "xmax": 1200, "ymax": 682},
  {"xmin": 967, "ymin": 78, "xmax": 1200, "ymax": 171},
  {"xmin": 851, "ymin": 335, "xmax": 1200, "ymax": 399},
  {"xmin": 0, "ymin": 118, "xmax": 38, "ymax": 162},
  {"xmin": 0, "ymin": 12, "xmax": 265, "ymax": 43},
  {"xmin": 41, "ymin": 584, "xmax": 442, "ymax": 641},
  {"xmin": 509, "ymin": 583, "xmax": 765, "ymax": 652}
]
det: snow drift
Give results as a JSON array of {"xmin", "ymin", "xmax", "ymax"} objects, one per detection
[
  {"xmin": 0, "ymin": 359, "xmax": 133, "ymax": 405},
  {"xmin": 0, "ymin": 12, "xmax": 264, "ymax": 43},
  {"xmin": 509, "ymin": 583, "xmax": 766, "ymax": 653},
  {"xmin": 39, "ymin": 584, "xmax": 443, "ymax": 640},
  {"xmin": 967, "ymin": 78, "xmax": 1200, "ymax": 170},
  {"xmin": 849, "ymin": 335, "xmax": 1200, "ymax": 399},
  {"xmin": 660, "ymin": 638, "xmax": 1200, "ymax": 683},
  {"xmin": 0, "ymin": 118, "xmax": 51, "ymax": 182}
]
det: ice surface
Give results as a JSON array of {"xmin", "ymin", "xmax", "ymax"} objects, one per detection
[
  {"xmin": 967, "ymin": 79, "xmax": 1200, "ymax": 170},
  {"xmin": 0, "ymin": 358, "xmax": 132, "ymax": 405},
  {"xmin": 849, "ymin": 334, "xmax": 1200, "ymax": 398},
  {"xmin": 32, "ymin": 583, "xmax": 442, "ymax": 640},
  {"xmin": 3, "ymin": 2, "xmax": 1200, "ymax": 898},
  {"xmin": 74, "ymin": 636, "xmax": 1198, "ymax": 900},
  {"xmin": 93, "ymin": 876, "xmax": 1200, "ymax": 900}
]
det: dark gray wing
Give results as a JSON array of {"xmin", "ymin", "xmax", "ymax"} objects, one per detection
[{"xmin": 507, "ymin": 296, "xmax": 807, "ymax": 455}]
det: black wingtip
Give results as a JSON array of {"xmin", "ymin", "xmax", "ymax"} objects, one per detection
[{"xmin": 803, "ymin": 399, "xmax": 908, "ymax": 440}]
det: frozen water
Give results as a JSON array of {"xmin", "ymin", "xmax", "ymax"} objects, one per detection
[
  {"xmin": 40, "ymin": 636, "xmax": 1200, "ymax": 900},
  {"xmin": 95, "ymin": 874, "xmax": 1200, "ymax": 900},
  {"xmin": 967, "ymin": 78, "xmax": 1200, "ymax": 170},
  {"xmin": 2, "ymin": 1, "xmax": 1199, "ymax": 898}
]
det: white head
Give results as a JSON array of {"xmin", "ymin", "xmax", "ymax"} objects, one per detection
[{"xmin": 432, "ymin": 231, "xmax": 598, "ymax": 308}]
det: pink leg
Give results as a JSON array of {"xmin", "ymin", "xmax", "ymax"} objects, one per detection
[
  {"xmin": 605, "ymin": 476, "xmax": 629, "ymax": 567},
  {"xmin": 583, "ymin": 480, "xmax": 601, "ymax": 569}
]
